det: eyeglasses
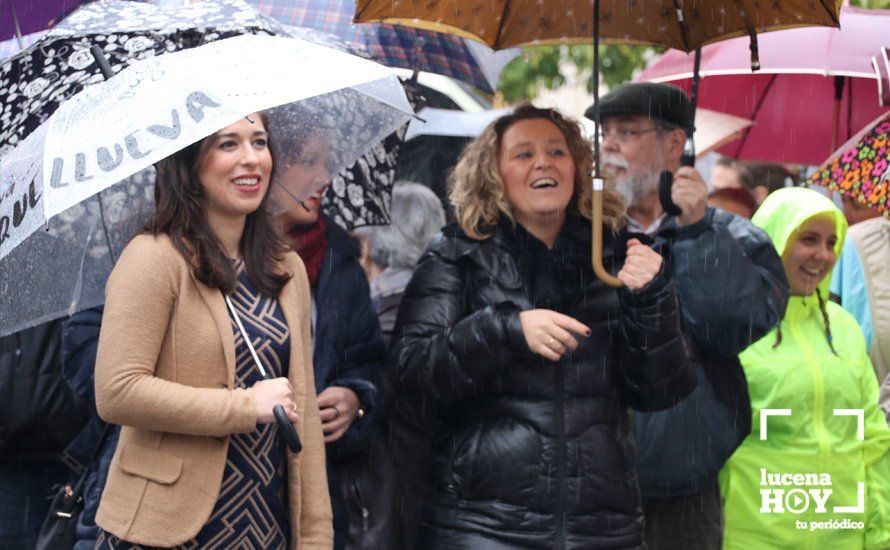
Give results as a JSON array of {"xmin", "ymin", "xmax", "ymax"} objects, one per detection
[{"xmin": 598, "ymin": 126, "xmax": 662, "ymax": 144}]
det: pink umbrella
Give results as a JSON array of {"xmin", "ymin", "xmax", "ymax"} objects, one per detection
[{"xmin": 637, "ymin": 7, "xmax": 890, "ymax": 166}]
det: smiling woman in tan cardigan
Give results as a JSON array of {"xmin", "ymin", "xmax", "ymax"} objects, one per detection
[{"xmin": 92, "ymin": 114, "xmax": 333, "ymax": 549}]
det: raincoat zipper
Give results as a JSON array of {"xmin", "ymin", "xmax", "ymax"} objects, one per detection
[
  {"xmin": 790, "ymin": 314, "xmax": 830, "ymax": 550},
  {"xmin": 555, "ymin": 361, "xmax": 567, "ymax": 550}
]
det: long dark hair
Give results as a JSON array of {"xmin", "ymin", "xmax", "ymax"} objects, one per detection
[{"xmin": 146, "ymin": 113, "xmax": 290, "ymax": 297}]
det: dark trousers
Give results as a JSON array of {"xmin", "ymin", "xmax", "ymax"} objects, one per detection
[
  {"xmin": 641, "ymin": 479, "xmax": 723, "ymax": 550},
  {"xmin": 0, "ymin": 457, "xmax": 71, "ymax": 550}
]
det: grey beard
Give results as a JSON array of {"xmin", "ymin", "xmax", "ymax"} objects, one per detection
[{"xmin": 616, "ymin": 169, "xmax": 661, "ymax": 206}]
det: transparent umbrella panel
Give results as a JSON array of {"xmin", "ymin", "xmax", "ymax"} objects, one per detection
[
  {"xmin": 0, "ymin": 79, "xmax": 414, "ymax": 338},
  {"xmin": 0, "ymin": 80, "xmax": 414, "ymax": 338},
  {"xmin": 0, "ymin": 168, "xmax": 153, "ymax": 338},
  {"xmin": 0, "ymin": 34, "xmax": 414, "ymax": 337}
]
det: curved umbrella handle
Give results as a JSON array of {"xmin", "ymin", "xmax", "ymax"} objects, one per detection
[
  {"xmin": 658, "ymin": 139, "xmax": 696, "ymax": 217},
  {"xmin": 591, "ymin": 179, "xmax": 623, "ymax": 288},
  {"xmin": 273, "ymin": 404, "xmax": 303, "ymax": 453},
  {"xmin": 658, "ymin": 171, "xmax": 683, "ymax": 216}
]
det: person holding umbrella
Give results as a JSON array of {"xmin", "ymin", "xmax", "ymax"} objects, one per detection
[
  {"xmin": 587, "ymin": 82, "xmax": 789, "ymax": 549},
  {"xmin": 390, "ymin": 104, "xmax": 695, "ymax": 548},
  {"xmin": 92, "ymin": 113, "xmax": 333, "ymax": 548}
]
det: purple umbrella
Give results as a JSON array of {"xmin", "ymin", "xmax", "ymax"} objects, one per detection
[
  {"xmin": 1, "ymin": 0, "xmax": 85, "ymax": 43},
  {"xmin": 251, "ymin": 0, "xmax": 517, "ymax": 93}
]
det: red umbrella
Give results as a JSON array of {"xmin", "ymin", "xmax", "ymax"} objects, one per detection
[{"xmin": 638, "ymin": 7, "xmax": 890, "ymax": 166}]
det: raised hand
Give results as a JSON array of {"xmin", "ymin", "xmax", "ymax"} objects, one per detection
[{"xmin": 672, "ymin": 166, "xmax": 708, "ymax": 226}]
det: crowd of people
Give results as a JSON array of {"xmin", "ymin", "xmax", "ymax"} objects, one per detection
[{"xmin": 1, "ymin": 81, "xmax": 888, "ymax": 550}]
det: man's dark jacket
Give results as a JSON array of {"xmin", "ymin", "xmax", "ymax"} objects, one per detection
[
  {"xmin": 390, "ymin": 216, "xmax": 695, "ymax": 549},
  {"xmin": 632, "ymin": 207, "xmax": 789, "ymax": 498}
]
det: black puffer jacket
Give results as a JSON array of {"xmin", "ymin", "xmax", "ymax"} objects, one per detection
[{"xmin": 391, "ymin": 215, "xmax": 695, "ymax": 549}]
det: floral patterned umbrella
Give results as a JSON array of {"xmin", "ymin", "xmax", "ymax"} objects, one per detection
[
  {"xmin": 323, "ymin": 81, "xmax": 422, "ymax": 230},
  {"xmin": 0, "ymin": 0, "xmax": 290, "ymax": 156},
  {"xmin": 807, "ymin": 112, "xmax": 890, "ymax": 215}
]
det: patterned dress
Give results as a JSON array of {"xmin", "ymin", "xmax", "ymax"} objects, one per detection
[{"xmin": 97, "ymin": 261, "xmax": 291, "ymax": 549}]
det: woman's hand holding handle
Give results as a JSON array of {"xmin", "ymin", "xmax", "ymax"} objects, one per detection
[
  {"xmin": 617, "ymin": 238, "xmax": 663, "ymax": 291},
  {"xmin": 250, "ymin": 378, "xmax": 299, "ymax": 424}
]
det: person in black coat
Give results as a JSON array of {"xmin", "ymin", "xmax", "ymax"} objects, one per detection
[
  {"xmin": 390, "ymin": 104, "xmax": 696, "ymax": 549},
  {"xmin": 0, "ymin": 320, "xmax": 91, "ymax": 549},
  {"xmin": 59, "ymin": 306, "xmax": 119, "ymax": 550}
]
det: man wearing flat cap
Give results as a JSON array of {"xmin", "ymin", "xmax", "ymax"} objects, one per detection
[{"xmin": 586, "ymin": 83, "xmax": 790, "ymax": 549}]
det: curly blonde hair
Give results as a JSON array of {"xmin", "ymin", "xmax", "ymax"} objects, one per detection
[{"xmin": 448, "ymin": 103, "xmax": 625, "ymax": 240}]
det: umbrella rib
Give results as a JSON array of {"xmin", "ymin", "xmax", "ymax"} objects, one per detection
[
  {"xmin": 669, "ymin": 0, "xmax": 691, "ymax": 53},
  {"xmin": 818, "ymin": 0, "xmax": 841, "ymax": 27},
  {"xmin": 353, "ymin": 0, "xmax": 370, "ymax": 25},
  {"xmin": 7, "ymin": 0, "xmax": 24, "ymax": 49},
  {"xmin": 96, "ymin": 192, "xmax": 117, "ymax": 266},
  {"xmin": 734, "ymin": 72, "xmax": 777, "ymax": 157},
  {"xmin": 845, "ymin": 76, "xmax": 853, "ymax": 142},
  {"xmin": 492, "ymin": 0, "xmax": 512, "ymax": 50}
]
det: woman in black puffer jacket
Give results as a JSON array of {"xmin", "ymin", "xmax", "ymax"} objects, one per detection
[{"xmin": 390, "ymin": 105, "xmax": 695, "ymax": 549}]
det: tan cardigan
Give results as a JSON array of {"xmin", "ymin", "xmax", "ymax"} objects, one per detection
[{"xmin": 94, "ymin": 234, "xmax": 333, "ymax": 548}]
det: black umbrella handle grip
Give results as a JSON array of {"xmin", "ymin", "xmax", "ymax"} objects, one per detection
[
  {"xmin": 273, "ymin": 405, "xmax": 303, "ymax": 454},
  {"xmin": 658, "ymin": 171, "xmax": 683, "ymax": 217},
  {"xmin": 658, "ymin": 145, "xmax": 696, "ymax": 217},
  {"xmin": 89, "ymin": 45, "xmax": 115, "ymax": 80}
]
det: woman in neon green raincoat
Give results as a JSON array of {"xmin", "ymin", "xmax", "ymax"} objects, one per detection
[{"xmin": 720, "ymin": 187, "xmax": 890, "ymax": 550}]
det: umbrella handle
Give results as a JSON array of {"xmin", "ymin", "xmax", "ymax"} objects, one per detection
[
  {"xmin": 658, "ymin": 46, "xmax": 700, "ymax": 218},
  {"xmin": 658, "ymin": 171, "xmax": 682, "ymax": 217},
  {"xmin": 591, "ymin": 180, "xmax": 623, "ymax": 288},
  {"xmin": 224, "ymin": 294, "xmax": 302, "ymax": 454},
  {"xmin": 273, "ymin": 405, "xmax": 303, "ymax": 453},
  {"xmin": 657, "ymin": 139, "xmax": 696, "ymax": 217}
]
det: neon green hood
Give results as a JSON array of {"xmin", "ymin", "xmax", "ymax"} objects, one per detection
[{"xmin": 751, "ymin": 187, "xmax": 847, "ymax": 300}]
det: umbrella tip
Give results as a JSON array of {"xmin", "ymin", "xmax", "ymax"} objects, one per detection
[{"xmin": 747, "ymin": 29, "xmax": 760, "ymax": 72}]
